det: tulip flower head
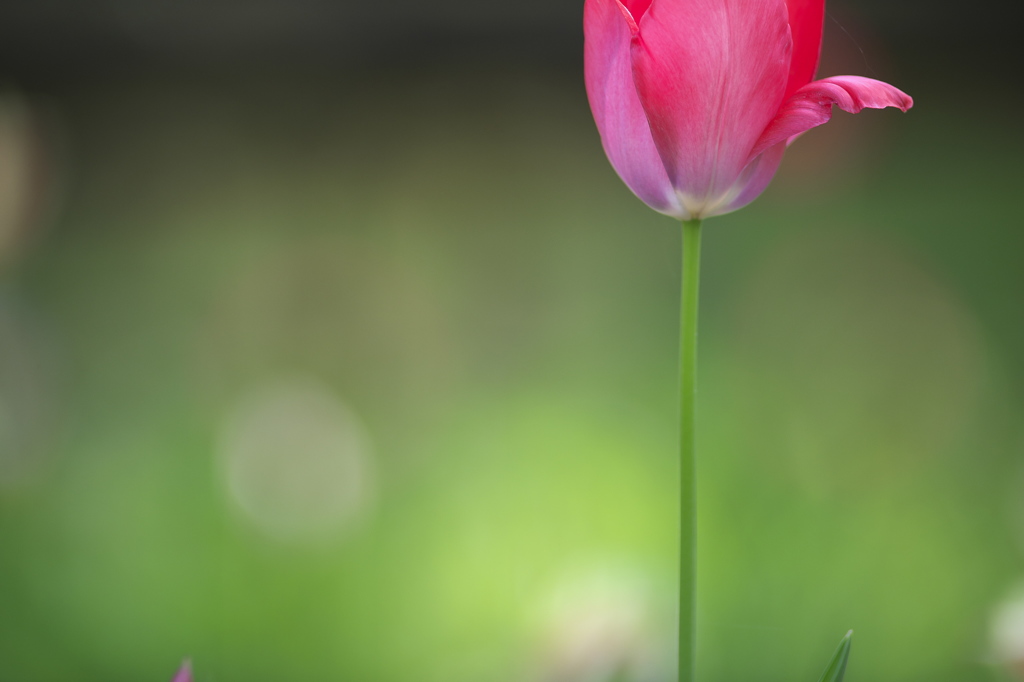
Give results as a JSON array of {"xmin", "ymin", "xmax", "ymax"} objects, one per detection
[{"xmin": 584, "ymin": 0, "xmax": 913, "ymax": 220}]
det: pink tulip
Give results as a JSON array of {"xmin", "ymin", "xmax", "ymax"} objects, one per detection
[
  {"xmin": 584, "ymin": 0, "xmax": 913, "ymax": 220},
  {"xmin": 171, "ymin": 660, "xmax": 192, "ymax": 682}
]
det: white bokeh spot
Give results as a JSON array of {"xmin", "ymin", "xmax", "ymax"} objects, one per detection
[{"xmin": 219, "ymin": 375, "xmax": 374, "ymax": 543}]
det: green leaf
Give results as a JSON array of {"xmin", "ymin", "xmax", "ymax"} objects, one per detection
[{"xmin": 816, "ymin": 631, "xmax": 853, "ymax": 682}]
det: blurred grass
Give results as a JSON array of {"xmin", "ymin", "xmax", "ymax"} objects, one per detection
[{"xmin": 0, "ymin": 46, "xmax": 1021, "ymax": 682}]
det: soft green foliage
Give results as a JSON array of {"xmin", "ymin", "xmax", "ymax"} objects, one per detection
[{"xmin": 0, "ymin": 55, "xmax": 1021, "ymax": 682}]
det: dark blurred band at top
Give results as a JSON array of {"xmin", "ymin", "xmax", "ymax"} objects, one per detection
[{"xmin": 0, "ymin": 0, "xmax": 1020, "ymax": 83}]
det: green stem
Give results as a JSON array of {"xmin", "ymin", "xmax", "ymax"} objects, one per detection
[{"xmin": 679, "ymin": 218, "xmax": 702, "ymax": 682}]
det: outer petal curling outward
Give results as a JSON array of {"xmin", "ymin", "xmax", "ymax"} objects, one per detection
[
  {"xmin": 629, "ymin": 0, "xmax": 792, "ymax": 218},
  {"xmin": 584, "ymin": 0, "xmax": 682, "ymax": 217},
  {"xmin": 749, "ymin": 75, "xmax": 914, "ymax": 161}
]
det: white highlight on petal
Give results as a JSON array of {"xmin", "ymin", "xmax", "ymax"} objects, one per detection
[{"xmin": 218, "ymin": 375, "xmax": 374, "ymax": 543}]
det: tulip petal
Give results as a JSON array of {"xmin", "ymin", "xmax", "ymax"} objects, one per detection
[
  {"xmin": 630, "ymin": 0, "xmax": 792, "ymax": 218},
  {"xmin": 172, "ymin": 660, "xmax": 193, "ymax": 682},
  {"xmin": 584, "ymin": 0, "xmax": 683, "ymax": 217},
  {"xmin": 622, "ymin": 0, "xmax": 653, "ymax": 21},
  {"xmin": 714, "ymin": 141, "xmax": 787, "ymax": 216},
  {"xmin": 783, "ymin": 0, "xmax": 825, "ymax": 98},
  {"xmin": 749, "ymin": 75, "xmax": 914, "ymax": 161}
]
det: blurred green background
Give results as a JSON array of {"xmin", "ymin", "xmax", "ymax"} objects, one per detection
[{"xmin": 0, "ymin": 1, "xmax": 1022, "ymax": 681}]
